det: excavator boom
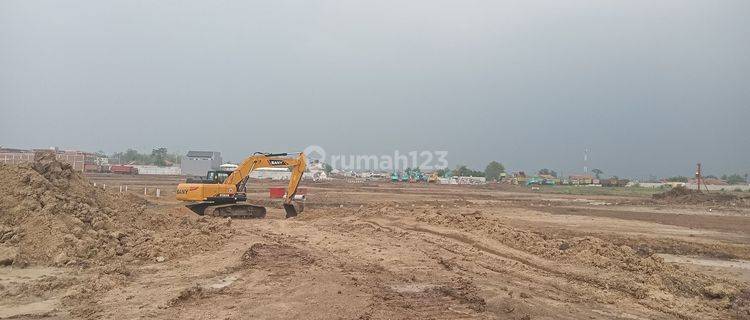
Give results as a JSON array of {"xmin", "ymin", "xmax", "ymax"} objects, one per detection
[{"xmin": 176, "ymin": 152, "xmax": 307, "ymax": 218}]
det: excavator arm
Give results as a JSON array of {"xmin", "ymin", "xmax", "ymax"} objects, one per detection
[
  {"xmin": 224, "ymin": 153, "xmax": 306, "ymax": 195},
  {"xmin": 224, "ymin": 152, "xmax": 307, "ymax": 216},
  {"xmin": 282, "ymin": 153, "xmax": 307, "ymax": 206}
]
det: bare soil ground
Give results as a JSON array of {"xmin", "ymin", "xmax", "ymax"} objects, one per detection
[{"xmin": 2, "ymin": 170, "xmax": 750, "ymax": 319}]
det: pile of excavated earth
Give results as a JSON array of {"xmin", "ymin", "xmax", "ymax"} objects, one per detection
[
  {"xmin": 653, "ymin": 185, "xmax": 748, "ymax": 207},
  {"xmin": 0, "ymin": 152, "xmax": 231, "ymax": 267}
]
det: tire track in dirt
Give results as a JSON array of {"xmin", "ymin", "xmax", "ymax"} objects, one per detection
[
  {"xmin": 346, "ymin": 220, "xmax": 616, "ymax": 318},
  {"xmin": 160, "ymin": 219, "xmax": 494, "ymax": 320},
  {"xmin": 355, "ymin": 217, "xmax": 720, "ymax": 320}
]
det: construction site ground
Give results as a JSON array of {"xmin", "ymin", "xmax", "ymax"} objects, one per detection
[{"xmin": 2, "ymin": 172, "xmax": 750, "ymax": 319}]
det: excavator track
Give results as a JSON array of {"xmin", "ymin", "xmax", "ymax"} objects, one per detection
[
  {"xmin": 186, "ymin": 202, "xmax": 267, "ymax": 218},
  {"xmin": 212, "ymin": 204, "xmax": 267, "ymax": 218},
  {"xmin": 186, "ymin": 201, "xmax": 304, "ymax": 218}
]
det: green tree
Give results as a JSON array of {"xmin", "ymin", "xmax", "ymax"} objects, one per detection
[
  {"xmin": 165, "ymin": 152, "xmax": 181, "ymax": 164},
  {"xmin": 725, "ymin": 174, "xmax": 746, "ymax": 185},
  {"xmin": 484, "ymin": 161, "xmax": 505, "ymax": 181},
  {"xmin": 112, "ymin": 149, "xmax": 142, "ymax": 164},
  {"xmin": 454, "ymin": 165, "xmax": 469, "ymax": 177},
  {"xmin": 436, "ymin": 168, "xmax": 451, "ymax": 177},
  {"xmin": 473, "ymin": 171, "xmax": 485, "ymax": 177},
  {"xmin": 666, "ymin": 176, "xmax": 688, "ymax": 183},
  {"xmin": 151, "ymin": 147, "xmax": 168, "ymax": 166},
  {"xmin": 453, "ymin": 165, "xmax": 484, "ymax": 177},
  {"xmin": 111, "ymin": 148, "xmax": 179, "ymax": 165},
  {"xmin": 454, "ymin": 165, "xmax": 484, "ymax": 177},
  {"xmin": 591, "ymin": 168, "xmax": 603, "ymax": 179},
  {"xmin": 538, "ymin": 168, "xmax": 557, "ymax": 177},
  {"xmin": 322, "ymin": 163, "xmax": 333, "ymax": 175}
]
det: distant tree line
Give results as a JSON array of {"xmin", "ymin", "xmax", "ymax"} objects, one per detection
[
  {"xmin": 431, "ymin": 161, "xmax": 749, "ymax": 185},
  {"xmin": 666, "ymin": 176, "xmax": 689, "ymax": 183},
  {"xmin": 110, "ymin": 148, "xmax": 181, "ymax": 166},
  {"xmin": 435, "ymin": 161, "xmax": 507, "ymax": 181},
  {"xmin": 721, "ymin": 174, "xmax": 748, "ymax": 185},
  {"xmin": 453, "ymin": 165, "xmax": 486, "ymax": 177}
]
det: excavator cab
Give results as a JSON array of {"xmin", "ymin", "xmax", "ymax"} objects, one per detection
[
  {"xmin": 186, "ymin": 170, "xmax": 233, "ymax": 184},
  {"xmin": 206, "ymin": 170, "xmax": 231, "ymax": 183}
]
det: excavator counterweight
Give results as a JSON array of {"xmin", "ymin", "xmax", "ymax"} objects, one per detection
[{"xmin": 176, "ymin": 152, "xmax": 307, "ymax": 218}]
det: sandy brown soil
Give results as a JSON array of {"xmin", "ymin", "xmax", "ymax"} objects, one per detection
[{"xmin": 2, "ymin": 172, "xmax": 750, "ymax": 319}]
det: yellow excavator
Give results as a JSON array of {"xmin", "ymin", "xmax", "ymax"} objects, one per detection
[{"xmin": 176, "ymin": 152, "xmax": 306, "ymax": 218}]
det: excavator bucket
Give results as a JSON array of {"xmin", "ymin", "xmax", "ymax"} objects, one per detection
[
  {"xmin": 283, "ymin": 204, "xmax": 297, "ymax": 218},
  {"xmin": 283, "ymin": 202, "xmax": 304, "ymax": 218}
]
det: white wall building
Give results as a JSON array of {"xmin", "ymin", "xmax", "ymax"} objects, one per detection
[
  {"xmin": 130, "ymin": 165, "xmax": 181, "ymax": 175},
  {"xmin": 249, "ymin": 167, "xmax": 291, "ymax": 180}
]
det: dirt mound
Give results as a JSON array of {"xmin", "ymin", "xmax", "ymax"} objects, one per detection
[
  {"xmin": 653, "ymin": 185, "xmax": 696, "ymax": 199},
  {"xmin": 0, "ymin": 152, "xmax": 232, "ymax": 267},
  {"xmin": 653, "ymin": 185, "xmax": 745, "ymax": 206},
  {"xmin": 411, "ymin": 207, "xmax": 745, "ymax": 305}
]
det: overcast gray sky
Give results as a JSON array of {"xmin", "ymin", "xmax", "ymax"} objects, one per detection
[{"xmin": 1, "ymin": 0, "xmax": 748, "ymax": 178}]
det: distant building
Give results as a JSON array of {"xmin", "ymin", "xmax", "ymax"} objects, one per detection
[
  {"xmin": 181, "ymin": 151, "xmax": 222, "ymax": 176},
  {"xmin": 568, "ymin": 174, "xmax": 594, "ymax": 185},
  {"xmin": 130, "ymin": 165, "xmax": 181, "ymax": 175},
  {"xmin": 456, "ymin": 176, "xmax": 487, "ymax": 184},
  {"xmin": 249, "ymin": 167, "xmax": 291, "ymax": 180},
  {"xmin": 437, "ymin": 176, "xmax": 487, "ymax": 185}
]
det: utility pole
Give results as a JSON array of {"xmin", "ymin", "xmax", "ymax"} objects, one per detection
[
  {"xmin": 695, "ymin": 163, "xmax": 703, "ymax": 192},
  {"xmin": 583, "ymin": 148, "xmax": 589, "ymax": 174}
]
